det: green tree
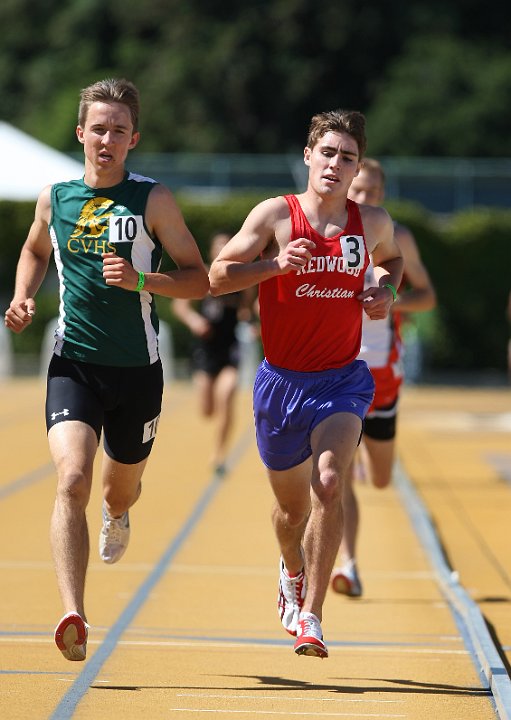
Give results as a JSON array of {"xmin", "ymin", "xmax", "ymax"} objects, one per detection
[
  {"xmin": 366, "ymin": 35, "xmax": 511, "ymax": 157},
  {"xmin": 1, "ymin": 1, "xmax": 511, "ymax": 154}
]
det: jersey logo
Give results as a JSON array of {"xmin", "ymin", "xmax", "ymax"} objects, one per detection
[
  {"xmin": 297, "ymin": 235, "xmax": 366, "ymax": 277},
  {"xmin": 50, "ymin": 408, "xmax": 70, "ymax": 421},
  {"xmin": 70, "ymin": 197, "xmax": 115, "ymax": 241},
  {"xmin": 67, "ymin": 199, "xmax": 144, "ymax": 254}
]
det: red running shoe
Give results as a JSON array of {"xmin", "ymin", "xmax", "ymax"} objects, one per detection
[
  {"xmin": 331, "ymin": 564, "xmax": 363, "ymax": 597},
  {"xmin": 294, "ymin": 612, "xmax": 328, "ymax": 658},
  {"xmin": 54, "ymin": 612, "xmax": 88, "ymax": 661}
]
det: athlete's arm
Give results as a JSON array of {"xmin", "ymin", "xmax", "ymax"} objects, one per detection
[
  {"xmin": 209, "ymin": 197, "xmax": 315, "ymax": 296},
  {"xmin": 171, "ymin": 298, "xmax": 211, "ymax": 338},
  {"xmin": 358, "ymin": 205, "xmax": 403, "ymax": 320},
  {"xmin": 4, "ymin": 186, "xmax": 53, "ymax": 333},
  {"xmin": 103, "ymin": 183, "xmax": 209, "ymax": 299},
  {"xmin": 392, "ymin": 225, "xmax": 436, "ymax": 313}
]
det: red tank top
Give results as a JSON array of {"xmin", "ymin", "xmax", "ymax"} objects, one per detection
[{"xmin": 259, "ymin": 195, "xmax": 370, "ymax": 371}]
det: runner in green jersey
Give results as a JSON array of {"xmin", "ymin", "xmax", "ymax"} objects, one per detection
[{"xmin": 4, "ymin": 78, "xmax": 209, "ymax": 661}]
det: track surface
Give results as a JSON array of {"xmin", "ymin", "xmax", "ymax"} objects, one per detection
[{"xmin": 1, "ymin": 378, "xmax": 509, "ymax": 719}]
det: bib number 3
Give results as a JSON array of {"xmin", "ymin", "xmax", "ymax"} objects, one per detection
[{"xmin": 340, "ymin": 235, "xmax": 365, "ymax": 270}]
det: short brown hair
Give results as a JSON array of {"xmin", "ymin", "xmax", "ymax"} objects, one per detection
[
  {"xmin": 78, "ymin": 78, "xmax": 140, "ymax": 132},
  {"xmin": 306, "ymin": 109, "xmax": 367, "ymax": 158}
]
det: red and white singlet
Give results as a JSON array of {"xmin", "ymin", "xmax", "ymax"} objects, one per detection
[
  {"xmin": 258, "ymin": 195, "xmax": 370, "ymax": 372},
  {"xmin": 359, "ymin": 260, "xmax": 404, "ymax": 409}
]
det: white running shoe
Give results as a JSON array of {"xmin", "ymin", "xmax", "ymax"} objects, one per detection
[
  {"xmin": 331, "ymin": 559, "xmax": 363, "ymax": 598},
  {"xmin": 99, "ymin": 503, "xmax": 130, "ymax": 564},
  {"xmin": 277, "ymin": 556, "xmax": 306, "ymax": 636},
  {"xmin": 294, "ymin": 612, "xmax": 328, "ymax": 658},
  {"xmin": 54, "ymin": 612, "xmax": 89, "ymax": 661}
]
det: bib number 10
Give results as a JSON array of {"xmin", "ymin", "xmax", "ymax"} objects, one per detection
[{"xmin": 109, "ymin": 215, "xmax": 144, "ymax": 243}]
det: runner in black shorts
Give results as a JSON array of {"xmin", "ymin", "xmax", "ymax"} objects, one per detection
[
  {"xmin": 4, "ymin": 78, "xmax": 208, "ymax": 662},
  {"xmin": 331, "ymin": 158, "xmax": 436, "ymax": 599},
  {"xmin": 46, "ymin": 354, "xmax": 164, "ymax": 464}
]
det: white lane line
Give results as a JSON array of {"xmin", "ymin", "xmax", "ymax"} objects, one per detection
[
  {"xmin": 169, "ymin": 710, "xmax": 405, "ymax": 717},
  {"xmin": 395, "ymin": 460, "xmax": 511, "ymax": 720},
  {"xmin": 0, "ymin": 636, "xmax": 469, "ymax": 654},
  {"xmin": 402, "ymin": 411, "xmax": 511, "ymax": 433},
  {"xmin": 0, "ymin": 559, "xmax": 437, "ymax": 581},
  {"xmin": 176, "ymin": 693, "xmax": 403, "ymax": 704}
]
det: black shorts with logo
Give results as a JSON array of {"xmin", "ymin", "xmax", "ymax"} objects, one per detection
[{"xmin": 46, "ymin": 354, "xmax": 163, "ymax": 464}]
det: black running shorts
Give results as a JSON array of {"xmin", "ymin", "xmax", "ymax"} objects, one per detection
[
  {"xmin": 46, "ymin": 354, "xmax": 163, "ymax": 464},
  {"xmin": 363, "ymin": 398, "xmax": 398, "ymax": 441}
]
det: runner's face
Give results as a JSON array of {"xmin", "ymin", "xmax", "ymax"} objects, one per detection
[
  {"xmin": 348, "ymin": 168, "xmax": 384, "ymax": 206},
  {"xmin": 305, "ymin": 131, "xmax": 361, "ymax": 197},
  {"xmin": 76, "ymin": 101, "xmax": 139, "ymax": 171}
]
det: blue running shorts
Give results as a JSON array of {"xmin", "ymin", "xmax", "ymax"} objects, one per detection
[{"xmin": 253, "ymin": 358, "xmax": 375, "ymax": 471}]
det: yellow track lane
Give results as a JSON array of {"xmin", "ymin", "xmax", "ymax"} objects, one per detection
[{"xmin": 0, "ymin": 378, "xmax": 508, "ymax": 719}]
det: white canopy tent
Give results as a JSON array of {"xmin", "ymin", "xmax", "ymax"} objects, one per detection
[{"xmin": 0, "ymin": 121, "xmax": 83, "ymax": 201}]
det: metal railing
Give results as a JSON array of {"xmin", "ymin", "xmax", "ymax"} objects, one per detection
[{"xmin": 117, "ymin": 152, "xmax": 511, "ymax": 213}]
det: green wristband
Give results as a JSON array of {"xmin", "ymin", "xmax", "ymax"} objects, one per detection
[
  {"xmin": 135, "ymin": 271, "xmax": 145, "ymax": 292},
  {"xmin": 383, "ymin": 282, "xmax": 397, "ymax": 302}
]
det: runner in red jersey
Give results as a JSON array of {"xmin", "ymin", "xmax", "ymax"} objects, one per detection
[
  {"xmin": 259, "ymin": 195, "xmax": 369, "ymax": 371},
  {"xmin": 331, "ymin": 158, "xmax": 436, "ymax": 599},
  {"xmin": 209, "ymin": 110, "xmax": 403, "ymax": 658}
]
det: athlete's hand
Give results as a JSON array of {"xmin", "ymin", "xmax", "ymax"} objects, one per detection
[
  {"xmin": 102, "ymin": 252, "xmax": 139, "ymax": 290},
  {"xmin": 358, "ymin": 285, "xmax": 395, "ymax": 320},
  {"xmin": 4, "ymin": 298, "xmax": 36, "ymax": 333},
  {"xmin": 189, "ymin": 315, "xmax": 212, "ymax": 338},
  {"xmin": 275, "ymin": 238, "xmax": 316, "ymax": 274}
]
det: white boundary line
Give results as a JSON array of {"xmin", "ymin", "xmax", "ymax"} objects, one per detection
[{"xmin": 394, "ymin": 459, "xmax": 511, "ymax": 720}]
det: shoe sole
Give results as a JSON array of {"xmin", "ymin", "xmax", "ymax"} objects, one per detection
[
  {"xmin": 54, "ymin": 613, "xmax": 87, "ymax": 661},
  {"xmin": 294, "ymin": 640, "xmax": 328, "ymax": 659},
  {"xmin": 100, "ymin": 546, "xmax": 128, "ymax": 564},
  {"xmin": 331, "ymin": 572, "xmax": 362, "ymax": 598}
]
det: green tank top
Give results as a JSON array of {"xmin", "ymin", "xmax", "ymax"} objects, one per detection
[{"xmin": 49, "ymin": 172, "xmax": 162, "ymax": 366}]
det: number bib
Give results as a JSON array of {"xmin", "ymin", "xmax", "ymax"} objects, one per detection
[
  {"xmin": 109, "ymin": 214, "xmax": 145, "ymax": 244},
  {"xmin": 340, "ymin": 234, "xmax": 365, "ymax": 271}
]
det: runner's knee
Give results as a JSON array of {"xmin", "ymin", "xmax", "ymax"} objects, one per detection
[
  {"xmin": 312, "ymin": 468, "xmax": 342, "ymax": 505},
  {"xmin": 56, "ymin": 470, "xmax": 91, "ymax": 508}
]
